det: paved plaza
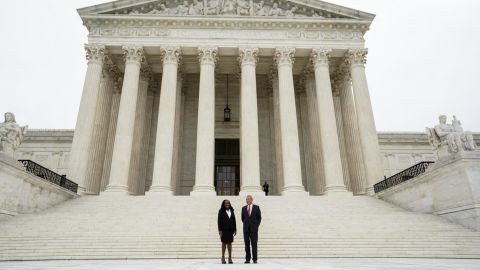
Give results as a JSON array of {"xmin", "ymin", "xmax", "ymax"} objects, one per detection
[{"xmin": 1, "ymin": 259, "xmax": 480, "ymax": 270}]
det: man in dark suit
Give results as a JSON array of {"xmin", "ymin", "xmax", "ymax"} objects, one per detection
[{"xmin": 241, "ymin": 195, "xmax": 261, "ymax": 264}]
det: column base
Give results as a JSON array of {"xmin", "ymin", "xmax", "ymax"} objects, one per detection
[
  {"xmin": 76, "ymin": 186, "xmax": 87, "ymax": 195},
  {"xmin": 325, "ymin": 185, "xmax": 349, "ymax": 194},
  {"xmin": 190, "ymin": 186, "xmax": 216, "ymax": 196},
  {"xmin": 147, "ymin": 186, "xmax": 174, "ymax": 195},
  {"xmin": 103, "ymin": 185, "xmax": 129, "ymax": 194},
  {"xmin": 324, "ymin": 188, "xmax": 352, "ymax": 196},
  {"xmin": 281, "ymin": 186, "xmax": 309, "ymax": 196},
  {"xmin": 365, "ymin": 186, "xmax": 375, "ymax": 196}
]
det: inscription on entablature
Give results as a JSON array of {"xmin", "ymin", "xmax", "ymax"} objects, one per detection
[{"xmin": 90, "ymin": 27, "xmax": 363, "ymax": 41}]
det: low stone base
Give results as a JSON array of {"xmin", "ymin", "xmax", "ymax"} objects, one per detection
[
  {"xmin": 0, "ymin": 153, "xmax": 78, "ymax": 221},
  {"xmin": 376, "ymin": 151, "xmax": 480, "ymax": 231}
]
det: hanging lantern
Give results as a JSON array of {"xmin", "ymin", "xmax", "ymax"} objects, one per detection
[{"xmin": 224, "ymin": 74, "xmax": 231, "ymax": 122}]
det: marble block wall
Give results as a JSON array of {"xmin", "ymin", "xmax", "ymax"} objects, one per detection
[{"xmin": 0, "ymin": 153, "xmax": 78, "ymax": 221}]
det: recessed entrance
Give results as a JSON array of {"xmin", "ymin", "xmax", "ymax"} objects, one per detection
[{"xmin": 214, "ymin": 139, "xmax": 240, "ymax": 196}]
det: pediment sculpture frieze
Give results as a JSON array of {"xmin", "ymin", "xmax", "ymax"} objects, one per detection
[{"xmin": 119, "ymin": 0, "xmax": 342, "ymax": 18}]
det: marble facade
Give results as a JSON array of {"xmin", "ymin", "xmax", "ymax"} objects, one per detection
[{"xmin": 19, "ymin": 0, "xmax": 478, "ymax": 196}]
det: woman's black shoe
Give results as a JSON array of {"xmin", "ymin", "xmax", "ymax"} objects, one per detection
[
  {"xmin": 221, "ymin": 257, "xmax": 226, "ymax": 264},
  {"xmin": 228, "ymin": 258, "xmax": 233, "ymax": 264}
]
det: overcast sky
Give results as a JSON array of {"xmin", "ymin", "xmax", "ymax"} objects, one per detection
[{"xmin": 0, "ymin": 0, "xmax": 479, "ymax": 131}]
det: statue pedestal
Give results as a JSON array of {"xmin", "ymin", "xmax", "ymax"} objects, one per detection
[{"xmin": 376, "ymin": 151, "xmax": 480, "ymax": 231}]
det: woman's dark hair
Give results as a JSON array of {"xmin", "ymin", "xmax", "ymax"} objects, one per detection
[{"xmin": 219, "ymin": 199, "xmax": 234, "ymax": 212}]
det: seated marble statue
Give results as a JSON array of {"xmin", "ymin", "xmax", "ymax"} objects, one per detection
[
  {"xmin": 426, "ymin": 115, "xmax": 476, "ymax": 159},
  {"xmin": 0, "ymin": 112, "xmax": 28, "ymax": 157}
]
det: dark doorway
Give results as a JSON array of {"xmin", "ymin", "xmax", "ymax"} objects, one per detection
[{"xmin": 215, "ymin": 139, "xmax": 240, "ymax": 196}]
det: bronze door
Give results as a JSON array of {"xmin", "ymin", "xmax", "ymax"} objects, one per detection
[{"xmin": 215, "ymin": 165, "xmax": 240, "ymax": 196}]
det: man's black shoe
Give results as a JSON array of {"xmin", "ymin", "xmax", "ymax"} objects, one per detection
[
  {"xmin": 244, "ymin": 261, "xmax": 250, "ymax": 264},
  {"xmin": 253, "ymin": 261, "xmax": 257, "ymax": 264}
]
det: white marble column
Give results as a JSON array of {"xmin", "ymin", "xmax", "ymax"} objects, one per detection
[
  {"xmin": 128, "ymin": 66, "xmax": 150, "ymax": 195},
  {"xmin": 332, "ymin": 82, "xmax": 351, "ymax": 191},
  {"xmin": 105, "ymin": 46, "xmax": 144, "ymax": 193},
  {"xmin": 171, "ymin": 74, "xmax": 185, "ymax": 194},
  {"xmin": 346, "ymin": 49, "xmax": 384, "ymax": 194},
  {"xmin": 238, "ymin": 47, "xmax": 262, "ymax": 195},
  {"xmin": 150, "ymin": 46, "xmax": 182, "ymax": 194},
  {"xmin": 338, "ymin": 66, "xmax": 367, "ymax": 195},
  {"xmin": 145, "ymin": 85, "xmax": 161, "ymax": 191},
  {"xmin": 100, "ymin": 75, "xmax": 122, "ymax": 192},
  {"xmin": 83, "ymin": 64, "xmax": 115, "ymax": 194},
  {"xmin": 311, "ymin": 49, "xmax": 347, "ymax": 194},
  {"xmin": 271, "ymin": 72, "xmax": 284, "ymax": 195},
  {"xmin": 273, "ymin": 47, "xmax": 306, "ymax": 195},
  {"xmin": 136, "ymin": 83, "xmax": 156, "ymax": 194},
  {"xmin": 191, "ymin": 47, "xmax": 217, "ymax": 195},
  {"xmin": 68, "ymin": 44, "xmax": 106, "ymax": 193},
  {"xmin": 304, "ymin": 72, "xmax": 326, "ymax": 194}
]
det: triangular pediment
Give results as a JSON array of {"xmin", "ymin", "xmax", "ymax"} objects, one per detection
[{"xmin": 78, "ymin": 0, "xmax": 375, "ymax": 21}]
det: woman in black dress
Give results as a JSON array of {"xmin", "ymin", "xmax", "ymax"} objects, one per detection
[{"xmin": 218, "ymin": 199, "xmax": 237, "ymax": 264}]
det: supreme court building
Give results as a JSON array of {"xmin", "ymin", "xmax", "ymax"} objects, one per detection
[{"xmin": 69, "ymin": 0, "xmax": 383, "ymax": 196}]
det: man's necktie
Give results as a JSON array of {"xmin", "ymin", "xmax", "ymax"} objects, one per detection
[{"xmin": 248, "ymin": 205, "xmax": 251, "ymax": 217}]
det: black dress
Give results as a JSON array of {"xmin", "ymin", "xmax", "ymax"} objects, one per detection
[{"xmin": 218, "ymin": 209, "xmax": 237, "ymax": 243}]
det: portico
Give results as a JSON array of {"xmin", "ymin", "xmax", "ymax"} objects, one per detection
[{"xmin": 68, "ymin": 0, "xmax": 382, "ymax": 196}]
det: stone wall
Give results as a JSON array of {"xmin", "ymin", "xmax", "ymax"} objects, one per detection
[
  {"xmin": 0, "ymin": 153, "xmax": 78, "ymax": 221},
  {"xmin": 376, "ymin": 151, "xmax": 480, "ymax": 231}
]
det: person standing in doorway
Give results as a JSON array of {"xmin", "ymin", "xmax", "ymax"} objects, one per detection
[
  {"xmin": 262, "ymin": 181, "xmax": 269, "ymax": 196},
  {"xmin": 241, "ymin": 195, "xmax": 262, "ymax": 264}
]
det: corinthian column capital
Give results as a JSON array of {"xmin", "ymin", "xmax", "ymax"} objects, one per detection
[
  {"xmin": 345, "ymin": 49, "xmax": 368, "ymax": 66},
  {"xmin": 160, "ymin": 46, "xmax": 182, "ymax": 65},
  {"xmin": 274, "ymin": 47, "xmax": 295, "ymax": 66},
  {"xmin": 85, "ymin": 44, "xmax": 106, "ymax": 64},
  {"xmin": 310, "ymin": 48, "xmax": 331, "ymax": 68},
  {"xmin": 197, "ymin": 46, "xmax": 218, "ymax": 65},
  {"xmin": 238, "ymin": 47, "xmax": 259, "ymax": 66},
  {"xmin": 122, "ymin": 45, "xmax": 145, "ymax": 65}
]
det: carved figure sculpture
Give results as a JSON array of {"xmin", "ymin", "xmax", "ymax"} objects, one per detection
[
  {"xmin": 252, "ymin": 1, "xmax": 266, "ymax": 16},
  {"xmin": 236, "ymin": 0, "xmax": 250, "ymax": 16},
  {"xmin": 189, "ymin": 0, "xmax": 204, "ymax": 15},
  {"xmin": 285, "ymin": 6, "xmax": 297, "ymax": 17},
  {"xmin": 268, "ymin": 3, "xmax": 283, "ymax": 16},
  {"xmin": 0, "ymin": 112, "xmax": 28, "ymax": 157},
  {"xmin": 426, "ymin": 115, "xmax": 476, "ymax": 159},
  {"xmin": 205, "ymin": 0, "xmax": 221, "ymax": 15},
  {"xmin": 222, "ymin": 0, "xmax": 236, "ymax": 15},
  {"xmin": 177, "ymin": 1, "xmax": 190, "ymax": 15}
]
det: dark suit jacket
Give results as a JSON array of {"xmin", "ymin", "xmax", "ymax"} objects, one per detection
[
  {"xmin": 218, "ymin": 209, "xmax": 237, "ymax": 232},
  {"xmin": 241, "ymin": 204, "xmax": 261, "ymax": 233}
]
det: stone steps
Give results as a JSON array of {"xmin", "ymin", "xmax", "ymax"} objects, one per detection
[{"xmin": 1, "ymin": 194, "xmax": 480, "ymax": 260}]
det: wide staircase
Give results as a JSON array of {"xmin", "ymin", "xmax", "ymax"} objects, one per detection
[{"xmin": 1, "ymin": 194, "xmax": 479, "ymax": 260}]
